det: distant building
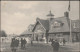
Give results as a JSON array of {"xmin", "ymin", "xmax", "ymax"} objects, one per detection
[{"xmin": 20, "ymin": 24, "xmax": 34, "ymax": 37}]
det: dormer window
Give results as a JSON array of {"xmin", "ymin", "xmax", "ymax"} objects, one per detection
[
  {"xmin": 54, "ymin": 21, "xmax": 61, "ymax": 27},
  {"xmin": 53, "ymin": 21, "xmax": 64, "ymax": 28},
  {"xmin": 51, "ymin": 21, "xmax": 64, "ymax": 29}
]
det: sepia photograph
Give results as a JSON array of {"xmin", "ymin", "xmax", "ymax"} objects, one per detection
[{"xmin": 1, "ymin": 1, "xmax": 80, "ymax": 52}]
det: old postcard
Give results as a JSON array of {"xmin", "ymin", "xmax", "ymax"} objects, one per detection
[{"xmin": 1, "ymin": 1, "xmax": 80, "ymax": 52}]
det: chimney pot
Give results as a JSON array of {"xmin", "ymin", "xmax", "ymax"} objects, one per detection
[{"xmin": 64, "ymin": 11, "xmax": 69, "ymax": 17}]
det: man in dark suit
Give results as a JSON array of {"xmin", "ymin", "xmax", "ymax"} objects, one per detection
[{"xmin": 52, "ymin": 39, "xmax": 59, "ymax": 52}]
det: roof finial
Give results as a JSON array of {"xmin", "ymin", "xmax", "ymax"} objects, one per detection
[
  {"xmin": 47, "ymin": 10, "xmax": 54, "ymax": 18},
  {"xmin": 50, "ymin": 10, "xmax": 51, "ymax": 14}
]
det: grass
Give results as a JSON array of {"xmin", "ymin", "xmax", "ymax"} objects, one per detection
[{"xmin": 1, "ymin": 42, "xmax": 80, "ymax": 52}]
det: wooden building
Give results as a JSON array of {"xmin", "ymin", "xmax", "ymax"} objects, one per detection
[{"xmin": 31, "ymin": 11, "xmax": 80, "ymax": 43}]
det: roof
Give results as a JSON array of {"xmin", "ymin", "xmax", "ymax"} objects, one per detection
[
  {"xmin": 39, "ymin": 19, "xmax": 49, "ymax": 30},
  {"xmin": 28, "ymin": 24, "xmax": 35, "ymax": 32},
  {"xmin": 33, "ymin": 17, "xmax": 79, "ymax": 33},
  {"xmin": 19, "ymin": 30, "xmax": 33, "ymax": 37},
  {"xmin": 27, "ymin": 16, "xmax": 79, "ymax": 34},
  {"xmin": 49, "ymin": 17, "xmax": 70, "ymax": 33},
  {"xmin": 32, "ymin": 18, "xmax": 49, "ymax": 31},
  {"xmin": 20, "ymin": 30, "xmax": 33, "ymax": 35},
  {"xmin": 20, "ymin": 24, "xmax": 35, "ymax": 36}
]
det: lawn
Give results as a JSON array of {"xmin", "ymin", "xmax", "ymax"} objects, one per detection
[{"xmin": 1, "ymin": 42, "xmax": 80, "ymax": 52}]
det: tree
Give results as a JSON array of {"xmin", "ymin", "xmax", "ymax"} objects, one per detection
[{"xmin": 0, "ymin": 30, "xmax": 7, "ymax": 37}]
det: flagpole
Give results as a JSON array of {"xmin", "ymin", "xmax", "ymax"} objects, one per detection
[
  {"xmin": 70, "ymin": 15, "xmax": 72, "ymax": 42},
  {"xmin": 68, "ymin": 0, "xmax": 72, "ymax": 42}
]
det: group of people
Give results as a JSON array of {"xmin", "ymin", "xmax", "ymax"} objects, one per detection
[
  {"xmin": 10, "ymin": 37, "xmax": 27, "ymax": 52},
  {"xmin": 10, "ymin": 38, "xmax": 19, "ymax": 52},
  {"xmin": 21, "ymin": 38, "xmax": 27, "ymax": 49},
  {"xmin": 50, "ymin": 38, "xmax": 66, "ymax": 52},
  {"xmin": 50, "ymin": 38, "xmax": 66, "ymax": 45},
  {"xmin": 51, "ymin": 39, "xmax": 60, "ymax": 52},
  {"xmin": 10, "ymin": 37, "xmax": 66, "ymax": 52}
]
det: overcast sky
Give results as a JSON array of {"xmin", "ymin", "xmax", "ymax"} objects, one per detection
[{"xmin": 1, "ymin": 1, "xmax": 79, "ymax": 35}]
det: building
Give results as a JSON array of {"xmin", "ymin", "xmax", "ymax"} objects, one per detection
[
  {"xmin": 31, "ymin": 11, "xmax": 80, "ymax": 43},
  {"xmin": 20, "ymin": 24, "xmax": 34, "ymax": 37}
]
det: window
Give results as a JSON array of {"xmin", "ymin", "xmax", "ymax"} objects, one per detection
[
  {"xmin": 51, "ymin": 21, "xmax": 64, "ymax": 29},
  {"xmin": 54, "ymin": 21, "xmax": 61, "ymax": 28},
  {"xmin": 73, "ymin": 23, "xmax": 78, "ymax": 28},
  {"xmin": 73, "ymin": 23, "xmax": 76, "ymax": 28}
]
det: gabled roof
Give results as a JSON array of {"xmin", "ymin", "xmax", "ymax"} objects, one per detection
[
  {"xmin": 28, "ymin": 24, "xmax": 35, "ymax": 32},
  {"xmin": 39, "ymin": 19, "xmax": 49, "ymax": 30},
  {"xmin": 32, "ymin": 18, "xmax": 49, "ymax": 31}
]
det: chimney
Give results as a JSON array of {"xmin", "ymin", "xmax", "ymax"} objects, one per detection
[
  {"xmin": 64, "ymin": 11, "xmax": 70, "ymax": 29},
  {"xmin": 64, "ymin": 11, "xmax": 69, "ymax": 17}
]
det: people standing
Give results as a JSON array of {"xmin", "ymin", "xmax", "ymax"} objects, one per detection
[
  {"xmin": 17, "ymin": 38, "xmax": 19, "ymax": 47},
  {"xmin": 53, "ymin": 40, "xmax": 59, "ymax": 52},
  {"xmin": 23, "ymin": 38, "xmax": 27, "ymax": 49},
  {"xmin": 63, "ymin": 38, "xmax": 66, "ymax": 46},
  {"xmin": 10, "ymin": 38, "xmax": 18, "ymax": 52},
  {"xmin": 49, "ymin": 38, "xmax": 52, "ymax": 42},
  {"xmin": 51, "ymin": 39, "xmax": 55, "ymax": 46},
  {"xmin": 31, "ymin": 40, "xmax": 33, "ymax": 46},
  {"xmin": 51, "ymin": 39, "xmax": 59, "ymax": 52},
  {"xmin": 21, "ymin": 38, "xmax": 24, "ymax": 49},
  {"xmin": 10, "ymin": 38, "xmax": 15, "ymax": 52},
  {"xmin": 15, "ymin": 39, "xmax": 19, "ymax": 48},
  {"xmin": 31, "ymin": 37, "xmax": 33, "ymax": 46},
  {"xmin": 51, "ymin": 39, "xmax": 55, "ymax": 52},
  {"xmin": 36, "ymin": 35, "xmax": 38, "ymax": 43}
]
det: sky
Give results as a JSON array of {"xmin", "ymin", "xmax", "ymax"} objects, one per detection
[{"xmin": 1, "ymin": 1, "xmax": 79, "ymax": 35}]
